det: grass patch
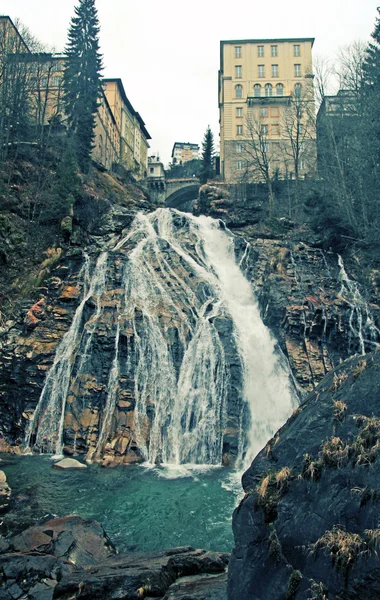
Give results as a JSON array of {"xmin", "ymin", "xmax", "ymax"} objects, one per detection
[
  {"xmin": 352, "ymin": 416, "xmax": 380, "ymax": 465},
  {"xmin": 311, "ymin": 525, "xmax": 379, "ymax": 574},
  {"xmin": 255, "ymin": 467, "xmax": 293, "ymax": 523},
  {"xmin": 320, "ymin": 437, "xmax": 350, "ymax": 468},
  {"xmin": 333, "ymin": 400, "xmax": 347, "ymax": 424}
]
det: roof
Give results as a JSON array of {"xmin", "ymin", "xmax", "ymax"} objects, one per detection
[
  {"xmin": 103, "ymin": 78, "xmax": 151, "ymax": 140},
  {"xmin": 220, "ymin": 37, "xmax": 315, "ymax": 72},
  {"xmin": 0, "ymin": 15, "xmax": 31, "ymax": 53}
]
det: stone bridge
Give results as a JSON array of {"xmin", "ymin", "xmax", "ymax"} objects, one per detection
[{"xmin": 146, "ymin": 177, "xmax": 200, "ymax": 211}]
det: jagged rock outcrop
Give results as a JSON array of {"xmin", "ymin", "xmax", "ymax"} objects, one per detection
[
  {"xmin": 228, "ymin": 349, "xmax": 380, "ymax": 600},
  {"xmin": 0, "ymin": 515, "xmax": 228, "ymax": 600}
]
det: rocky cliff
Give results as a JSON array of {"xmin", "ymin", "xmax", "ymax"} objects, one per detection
[
  {"xmin": 1, "ymin": 179, "xmax": 379, "ymax": 466},
  {"xmin": 228, "ymin": 349, "xmax": 380, "ymax": 599}
]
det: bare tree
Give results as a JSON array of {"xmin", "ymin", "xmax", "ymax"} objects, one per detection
[
  {"xmin": 336, "ymin": 40, "xmax": 366, "ymax": 92},
  {"xmin": 241, "ymin": 114, "xmax": 279, "ymax": 216},
  {"xmin": 313, "ymin": 54, "xmax": 337, "ymax": 109}
]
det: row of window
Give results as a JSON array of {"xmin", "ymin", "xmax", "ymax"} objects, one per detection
[
  {"xmin": 234, "ymin": 82, "xmax": 302, "ymax": 98},
  {"xmin": 235, "ymin": 64, "xmax": 302, "ymax": 79},
  {"xmin": 235, "ymin": 44, "xmax": 301, "ymax": 58},
  {"xmin": 236, "ymin": 122, "xmax": 303, "ymax": 137},
  {"xmin": 235, "ymin": 106, "xmax": 280, "ymax": 117},
  {"xmin": 236, "ymin": 159, "xmax": 305, "ymax": 171}
]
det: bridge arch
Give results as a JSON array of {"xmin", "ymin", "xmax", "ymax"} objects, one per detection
[{"xmin": 165, "ymin": 184, "xmax": 200, "ymax": 210}]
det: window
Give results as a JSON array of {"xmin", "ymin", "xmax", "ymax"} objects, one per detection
[
  {"xmin": 235, "ymin": 84, "xmax": 243, "ymax": 98},
  {"xmin": 263, "ymin": 141, "xmax": 269, "ymax": 152},
  {"xmin": 271, "ymin": 45, "xmax": 278, "ymax": 57},
  {"xmin": 258, "ymin": 45, "xmax": 264, "ymax": 57},
  {"xmin": 294, "ymin": 44, "xmax": 301, "ymax": 57},
  {"xmin": 235, "ymin": 46, "xmax": 242, "ymax": 58},
  {"xmin": 150, "ymin": 167, "xmax": 154, "ymax": 174},
  {"xmin": 272, "ymin": 123, "xmax": 279, "ymax": 136},
  {"xmin": 237, "ymin": 124, "xmax": 243, "ymax": 135},
  {"xmin": 260, "ymin": 107, "xmax": 268, "ymax": 117},
  {"xmin": 51, "ymin": 77, "xmax": 61, "ymax": 87},
  {"xmin": 235, "ymin": 65, "xmax": 242, "ymax": 78},
  {"xmin": 236, "ymin": 107, "xmax": 243, "ymax": 117},
  {"xmin": 258, "ymin": 64, "xmax": 265, "ymax": 78},
  {"xmin": 294, "ymin": 83, "xmax": 302, "ymax": 97},
  {"xmin": 265, "ymin": 83, "xmax": 273, "ymax": 97},
  {"xmin": 261, "ymin": 124, "xmax": 268, "ymax": 135},
  {"xmin": 272, "ymin": 64, "xmax": 279, "ymax": 77},
  {"xmin": 276, "ymin": 83, "xmax": 284, "ymax": 96},
  {"xmin": 270, "ymin": 107, "xmax": 279, "ymax": 117},
  {"xmin": 294, "ymin": 64, "xmax": 301, "ymax": 77},
  {"xmin": 237, "ymin": 160, "xmax": 243, "ymax": 170},
  {"xmin": 254, "ymin": 84, "xmax": 261, "ymax": 97},
  {"xmin": 298, "ymin": 123, "xmax": 303, "ymax": 134},
  {"xmin": 236, "ymin": 142, "xmax": 243, "ymax": 153}
]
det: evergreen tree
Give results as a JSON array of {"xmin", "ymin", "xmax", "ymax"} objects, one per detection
[
  {"xmin": 63, "ymin": 0, "xmax": 103, "ymax": 173},
  {"xmin": 362, "ymin": 7, "xmax": 380, "ymax": 164},
  {"xmin": 200, "ymin": 125, "xmax": 215, "ymax": 184}
]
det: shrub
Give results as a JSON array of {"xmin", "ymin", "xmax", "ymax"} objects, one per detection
[
  {"xmin": 320, "ymin": 437, "xmax": 350, "ymax": 468},
  {"xmin": 311, "ymin": 526, "xmax": 365, "ymax": 573}
]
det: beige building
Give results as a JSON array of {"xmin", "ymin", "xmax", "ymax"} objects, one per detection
[
  {"xmin": 103, "ymin": 79, "xmax": 151, "ymax": 179},
  {"xmin": 171, "ymin": 142, "xmax": 200, "ymax": 165},
  {"xmin": 0, "ymin": 17, "xmax": 150, "ymax": 176},
  {"xmin": 219, "ymin": 38, "xmax": 316, "ymax": 182}
]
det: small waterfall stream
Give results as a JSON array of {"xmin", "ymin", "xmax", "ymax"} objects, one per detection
[
  {"xmin": 337, "ymin": 255, "xmax": 380, "ymax": 354},
  {"xmin": 25, "ymin": 209, "xmax": 295, "ymax": 466}
]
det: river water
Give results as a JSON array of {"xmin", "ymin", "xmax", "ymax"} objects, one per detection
[{"xmin": 1, "ymin": 455, "xmax": 239, "ymax": 552}]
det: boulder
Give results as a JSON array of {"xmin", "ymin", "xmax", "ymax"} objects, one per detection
[
  {"xmin": 228, "ymin": 350, "xmax": 380, "ymax": 600},
  {"xmin": 53, "ymin": 458, "xmax": 87, "ymax": 469}
]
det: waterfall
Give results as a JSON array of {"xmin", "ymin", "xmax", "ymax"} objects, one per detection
[
  {"xmin": 25, "ymin": 208, "xmax": 295, "ymax": 466},
  {"xmin": 24, "ymin": 252, "xmax": 108, "ymax": 457},
  {"xmin": 337, "ymin": 255, "xmax": 380, "ymax": 354}
]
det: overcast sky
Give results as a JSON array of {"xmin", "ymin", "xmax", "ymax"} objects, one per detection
[{"xmin": 1, "ymin": 0, "xmax": 377, "ymax": 165}]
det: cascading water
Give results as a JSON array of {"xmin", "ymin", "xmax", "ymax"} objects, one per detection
[
  {"xmin": 25, "ymin": 208, "xmax": 295, "ymax": 467},
  {"xmin": 337, "ymin": 255, "xmax": 380, "ymax": 355},
  {"xmin": 25, "ymin": 252, "xmax": 109, "ymax": 457}
]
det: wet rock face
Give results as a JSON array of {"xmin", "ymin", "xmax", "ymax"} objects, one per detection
[
  {"xmin": 0, "ymin": 211, "xmax": 245, "ymax": 466},
  {"xmin": 228, "ymin": 350, "xmax": 380, "ymax": 600}
]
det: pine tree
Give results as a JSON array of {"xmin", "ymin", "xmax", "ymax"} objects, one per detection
[
  {"xmin": 63, "ymin": 0, "xmax": 103, "ymax": 173},
  {"xmin": 361, "ymin": 8, "xmax": 380, "ymax": 166},
  {"xmin": 200, "ymin": 126, "xmax": 215, "ymax": 184}
]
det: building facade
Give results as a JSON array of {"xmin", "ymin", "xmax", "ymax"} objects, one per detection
[
  {"xmin": 219, "ymin": 38, "xmax": 316, "ymax": 182},
  {"xmin": 0, "ymin": 16, "xmax": 151, "ymax": 177},
  {"xmin": 103, "ymin": 79, "xmax": 151, "ymax": 179},
  {"xmin": 171, "ymin": 142, "xmax": 200, "ymax": 165}
]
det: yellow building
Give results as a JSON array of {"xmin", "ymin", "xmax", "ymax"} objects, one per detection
[
  {"xmin": 219, "ymin": 38, "xmax": 316, "ymax": 182},
  {"xmin": 103, "ymin": 79, "xmax": 151, "ymax": 179}
]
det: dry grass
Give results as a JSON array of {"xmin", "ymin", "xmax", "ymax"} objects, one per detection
[
  {"xmin": 257, "ymin": 474, "xmax": 271, "ymax": 501},
  {"xmin": 312, "ymin": 526, "xmax": 366, "ymax": 573},
  {"xmin": 329, "ymin": 370, "xmax": 349, "ymax": 393},
  {"xmin": 320, "ymin": 437, "xmax": 350, "ymax": 468},
  {"xmin": 307, "ymin": 581, "xmax": 328, "ymax": 599},
  {"xmin": 352, "ymin": 359, "xmax": 367, "ymax": 380},
  {"xmin": 275, "ymin": 467, "xmax": 292, "ymax": 493},
  {"xmin": 255, "ymin": 467, "xmax": 293, "ymax": 523},
  {"xmin": 353, "ymin": 415, "xmax": 380, "ymax": 465},
  {"xmin": 364, "ymin": 528, "xmax": 380, "ymax": 550},
  {"xmin": 302, "ymin": 453, "xmax": 323, "ymax": 481},
  {"xmin": 333, "ymin": 400, "xmax": 347, "ymax": 424}
]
